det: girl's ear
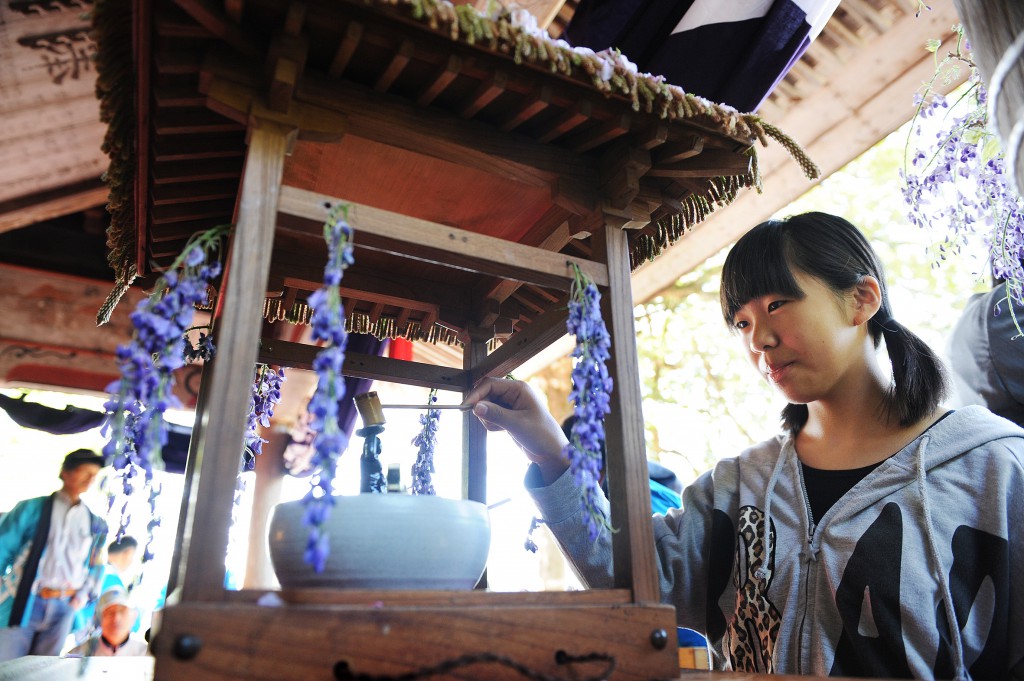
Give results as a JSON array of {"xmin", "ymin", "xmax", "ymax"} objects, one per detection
[{"xmin": 850, "ymin": 275, "xmax": 882, "ymax": 326}]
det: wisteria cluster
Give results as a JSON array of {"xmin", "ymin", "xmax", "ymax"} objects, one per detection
[
  {"xmin": 182, "ymin": 327, "xmax": 216, "ymax": 363},
  {"xmin": 143, "ymin": 482, "xmax": 161, "ymax": 563},
  {"xmin": 900, "ymin": 27, "xmax": 1024, "ymax": 304},
  {"xmin": 102, "ymin": 225, "xmax": 227, "ymax": 538},
  {"xmin": 301, "ymin": 204, "xmax": 355, "ymax": 573},
  {"xmin": 410, "ymin": 389, "xmax": 441, "ymax": 495},
  {"xmin": 562, "ymin": 263, "xmax": 613, "ymax": 541},
  {"xmin": 243, "ymin": 364, "xmax": 286, "ymax": 470}
]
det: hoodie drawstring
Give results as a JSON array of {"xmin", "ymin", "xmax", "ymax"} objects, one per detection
[
  {"xmin": 755, "ymin": 447, "xmax": 788, "ymax": 580},
  {"xmin": 916, "ymin": 435, "xmax": 968, "ymax": 681}
]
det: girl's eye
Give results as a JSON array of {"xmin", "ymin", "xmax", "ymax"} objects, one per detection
[
  {"xmin": 767, "ymin": 300, "xmax": 787, "ymax": 312},
  {"xmin": 733, "ymin": 320, "xmax": 749, "ymax": 331}
]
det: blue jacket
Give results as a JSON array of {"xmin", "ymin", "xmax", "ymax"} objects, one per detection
[{"xmin": 0, "ymin": 495, "xmax": 107, "ymax": 627}]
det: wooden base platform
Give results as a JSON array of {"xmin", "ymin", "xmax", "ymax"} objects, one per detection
[{"xmin": 152, "ymin": 594, "xmax": 679, "ymax": 681}]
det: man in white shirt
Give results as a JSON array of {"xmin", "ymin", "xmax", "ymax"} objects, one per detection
[
  {"xmin": 67, "ymin": 587, "xmax": 148, "ymax": 657},
  {"xmin": 0, "ymin": 449, "xmax": 107, "ymax": 660}
]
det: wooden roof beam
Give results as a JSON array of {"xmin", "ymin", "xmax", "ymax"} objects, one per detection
[
  {"xmin": 295, "ymin": 73, "xmax": 599, "ymax": 213},
  {"xmin": 459, "ymin": 71, "xmax": 508, "ymax": 119},
  {"xmin": 172, "ymin": 0, "xmax": 261, "ymax": 59},
  {"xmin": 258, "ymin": 339, "xmax": 468, "ymax": 390},
  {"xmin": 647, "ymin": 148, "xmax": 751, "ymax": 178},
  {"xmin": 278, "ymin": 186, "xmax": 608, "ymax": 289},
  {"xmin": 499, "ymin": 85, "xmax": 553, "ymax": 132},
  {"xmin": 374, "ymin": 40, "xmax": 415, "ymax": 94},
  {"xmin": 416, "ymin": 54, "xmax": 462, "ymax": 107},
  {"xmin": 536, "ymin": 99, "xmax": 591, "ymax": 144},
  {"xmin": 328, "ymin": 21, "xmax": 364, "ymax": 78},
  {"xmin": 0, "ymin": 178, "xmax": 108, "ymax": 234},
  {"xmin": 266, "ymin": 4, "xmax": 309, "ymax": 112}
]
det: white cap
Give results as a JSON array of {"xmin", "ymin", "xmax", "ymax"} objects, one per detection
[{"xmin": 98, "ymin": 587, "xmax": 130, "ymax": 613}]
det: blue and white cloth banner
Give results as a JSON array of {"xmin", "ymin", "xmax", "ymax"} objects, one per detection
[{"xmin": 564, "ymin": 0, "xmax": 840, "ymax": 112}]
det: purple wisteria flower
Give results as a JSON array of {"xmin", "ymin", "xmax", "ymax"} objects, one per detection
[
  {"xmin": 243, "ymin": 364, "xmax": 286, "ymax": 470},
  {"xmin": 301, "ymin": 204, "xmax": 355, "ymax": 573},
  {"xmin": 410, "ymin": 389, "xmax": 441, "ymax": 495},
  {"xmin": 143, "ymin": 482, "xmax": 161, "ymax": 563},
  {"xmin": 183, "ymin": 327, "xmax": 216, "ymax": 363},
  {"xmin": 102, "ymin": 225, "xmax": 227, "ymax": 539},
  {"xmin": 901, "ymin": 26, "xmax": 1024, "ymax": 303},
  {"xmin": 562, "ymin": 263, "xmax": 613, "ymax": 541}
]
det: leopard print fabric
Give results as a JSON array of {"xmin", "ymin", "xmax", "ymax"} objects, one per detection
[{"xmin": 725, "ymin": 505, "xmax": 782, "ymax": 672}]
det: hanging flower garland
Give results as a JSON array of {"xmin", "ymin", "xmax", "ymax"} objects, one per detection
[
  {"xmin": 410, "ymin": 389, "xmax": 441, "ymax": 495},
  {"xmin": 102, "ymin": 225, "xmax": 228, "ymax": 538},
  {"xmin": 900, "ymin": 24, "xmax": 1024, "ymax": 311},
  {"xmin": 302, "ymin": 204, "xmax": 355, "ymax": 573},
  {"xmin": 225, "ymin": 363, "xmax": 288, "ymax": 577},
  {"xmin": 183, "ymin": 325, "xmax": 216, "ymax": 363},
  {"xmin": 562, "ymin": 263, "xmax": 613, "ymax": 541},
  {"xmin": 243, "ymin": 364, "xmax": 287, "ymax": 470}
]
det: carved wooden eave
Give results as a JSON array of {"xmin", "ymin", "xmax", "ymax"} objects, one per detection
[
  {"xmin": 0, "ymin": 263, "xmax": 205, "ymax": 405},
  {"xmin": 93, "ymin": 0, "xmax": 816, "ymax": 354},
  {"xmin": 0, "ymin": 0, "xmax": 109, "ymax": 231}
]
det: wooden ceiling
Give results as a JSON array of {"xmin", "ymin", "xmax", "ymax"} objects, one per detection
[{"xmin": 0, "ymin": 0, "xmax": 965, "ymax": 398}]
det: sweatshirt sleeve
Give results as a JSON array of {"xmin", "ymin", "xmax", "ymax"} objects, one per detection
[{"xmin": 526, "ymin": 463, "xmax": 720, "ymax": 633}]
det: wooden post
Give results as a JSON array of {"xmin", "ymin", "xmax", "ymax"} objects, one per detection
[
  {"xmin": 463, "ymin": 329, "xmax": 489, "ymax": 589},
  {"xmin": 177, "ymin": 117, "xmax": 296, "ymax": 602},
  {"xmin": 168, "ymin": 366, "xmax": 212, "ymax": 595},
  {"xmin": 593, "ymin": 221, "xmax": 660, "ymax": 604},
  {"xmin": 462, "ymin": 329, "xmax": 489, "ymax": 504}
]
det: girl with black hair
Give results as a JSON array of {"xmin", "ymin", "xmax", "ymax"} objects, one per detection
[{"xmin": 464, "ymin": 212, "xmax": 1024, "ymax": 679}]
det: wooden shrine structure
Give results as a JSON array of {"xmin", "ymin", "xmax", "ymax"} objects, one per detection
[{"xmin": 93, "ymin": 0, "xmax": 817, "ymax": 678}]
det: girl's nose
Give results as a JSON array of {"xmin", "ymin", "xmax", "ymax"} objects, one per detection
[{"xmin": 749, "ymin": 320, "xmax": 777, "ymax": 353}]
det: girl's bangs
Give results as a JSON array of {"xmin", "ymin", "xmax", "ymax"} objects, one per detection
[{"xmin": 720, "ymin": 223, "xmax": 803, "ymax": 323}]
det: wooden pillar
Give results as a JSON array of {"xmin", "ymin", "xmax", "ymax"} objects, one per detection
[
  {"xmin": 463, "ymin": 329, "xmax": 489, "ymax": 589},
  {"xmin": 176, "ymin": 117, "xmax": 296, "ymax": 602},
  {"xmin": 168, "ymin": 366, "xmax": 212, "ymax": 595},
  {"xmin": 593, "ymin": 221, "xmax": 660, "ymax": 604},
  {"xmin": 244, "ymin": 427, "xmax": 288, "ymax": 589},
  {"xmin": 462, "ymin": 329, "xmax": 490, "ymax": 505}
]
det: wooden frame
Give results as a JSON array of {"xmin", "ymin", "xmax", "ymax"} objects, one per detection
[
  {"xmin": 158, "ymin": 138, "xmax": 676, "ymax": 678},
  {"xmin": 96, "ymin": 0, "xmax": 804, "ymax": 678}
]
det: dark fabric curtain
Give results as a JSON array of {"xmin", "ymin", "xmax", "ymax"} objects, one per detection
[
  {"xmin": 564, "ymin": 0, "xmax": 839, "ymax": 112},
  {"xmin": 0, "ymin": 394, "xmax": 106, "ymax": 434},
  {"xmin": 2, "ymin": 334, "xmax": 387, "ymax": 476}
]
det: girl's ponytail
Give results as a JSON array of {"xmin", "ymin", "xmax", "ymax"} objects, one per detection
[{"xmin": 871, "ymin": 315, "xmax": 948, "ymax": 427}]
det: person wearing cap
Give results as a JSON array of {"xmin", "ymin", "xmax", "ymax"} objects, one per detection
[
  {"xmin": 66, "ymin": 587, "xmax": 148, "ymax": 657},
  {"xmin": 71, "ymin": 535, "xmax": 142, "ymax": 643},
  {"xmin": 0, "ymin": 449, "xmax": 107, "ymax": 660}
]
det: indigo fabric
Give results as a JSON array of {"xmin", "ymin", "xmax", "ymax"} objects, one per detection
[{"xmin": 564, "ymin": 0, "xmax": 840, "ymax": 112}]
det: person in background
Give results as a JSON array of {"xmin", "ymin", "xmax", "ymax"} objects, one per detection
[
  {"xmin": 464, "ymin": 212, "xmax": 1024, "ymax": 678},
  {"xmin": 67, "ymin": 587, "xmax": 148, "ymax": 657},
  {"xmin": 947, "ymin": 279, "xmax": 1024, "ymax": 425},
  {"xmin": 72, "ymin": 536, "xmax": 139, "ymax": 643},
  {"xmin": 0, "ymin": 449, "xmax": 107, "ymax": 660}
]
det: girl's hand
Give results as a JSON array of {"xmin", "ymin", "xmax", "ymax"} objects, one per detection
[{"xmin": 463, "ymin": 377, "xmax": 570, "ymax": 484}]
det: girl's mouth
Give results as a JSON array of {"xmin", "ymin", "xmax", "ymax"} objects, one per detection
[{"xmin": 764, "ymin": 361, "xmax": 793, "ymax": 383}]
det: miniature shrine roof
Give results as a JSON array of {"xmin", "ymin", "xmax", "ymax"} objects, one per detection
[{"xmin": 93, "ymin": 0, "xmax": 816, "ymax": 347}]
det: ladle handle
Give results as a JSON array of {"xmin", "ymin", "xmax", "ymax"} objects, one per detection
[{"xmin": 378, "ymin": 404, "xmax": 472, "ymax": 410}]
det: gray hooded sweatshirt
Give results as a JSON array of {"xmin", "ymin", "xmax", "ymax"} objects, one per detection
[{"xmin": 528, "ymin": 406, "xmax": 1024, "ymax": 679}]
